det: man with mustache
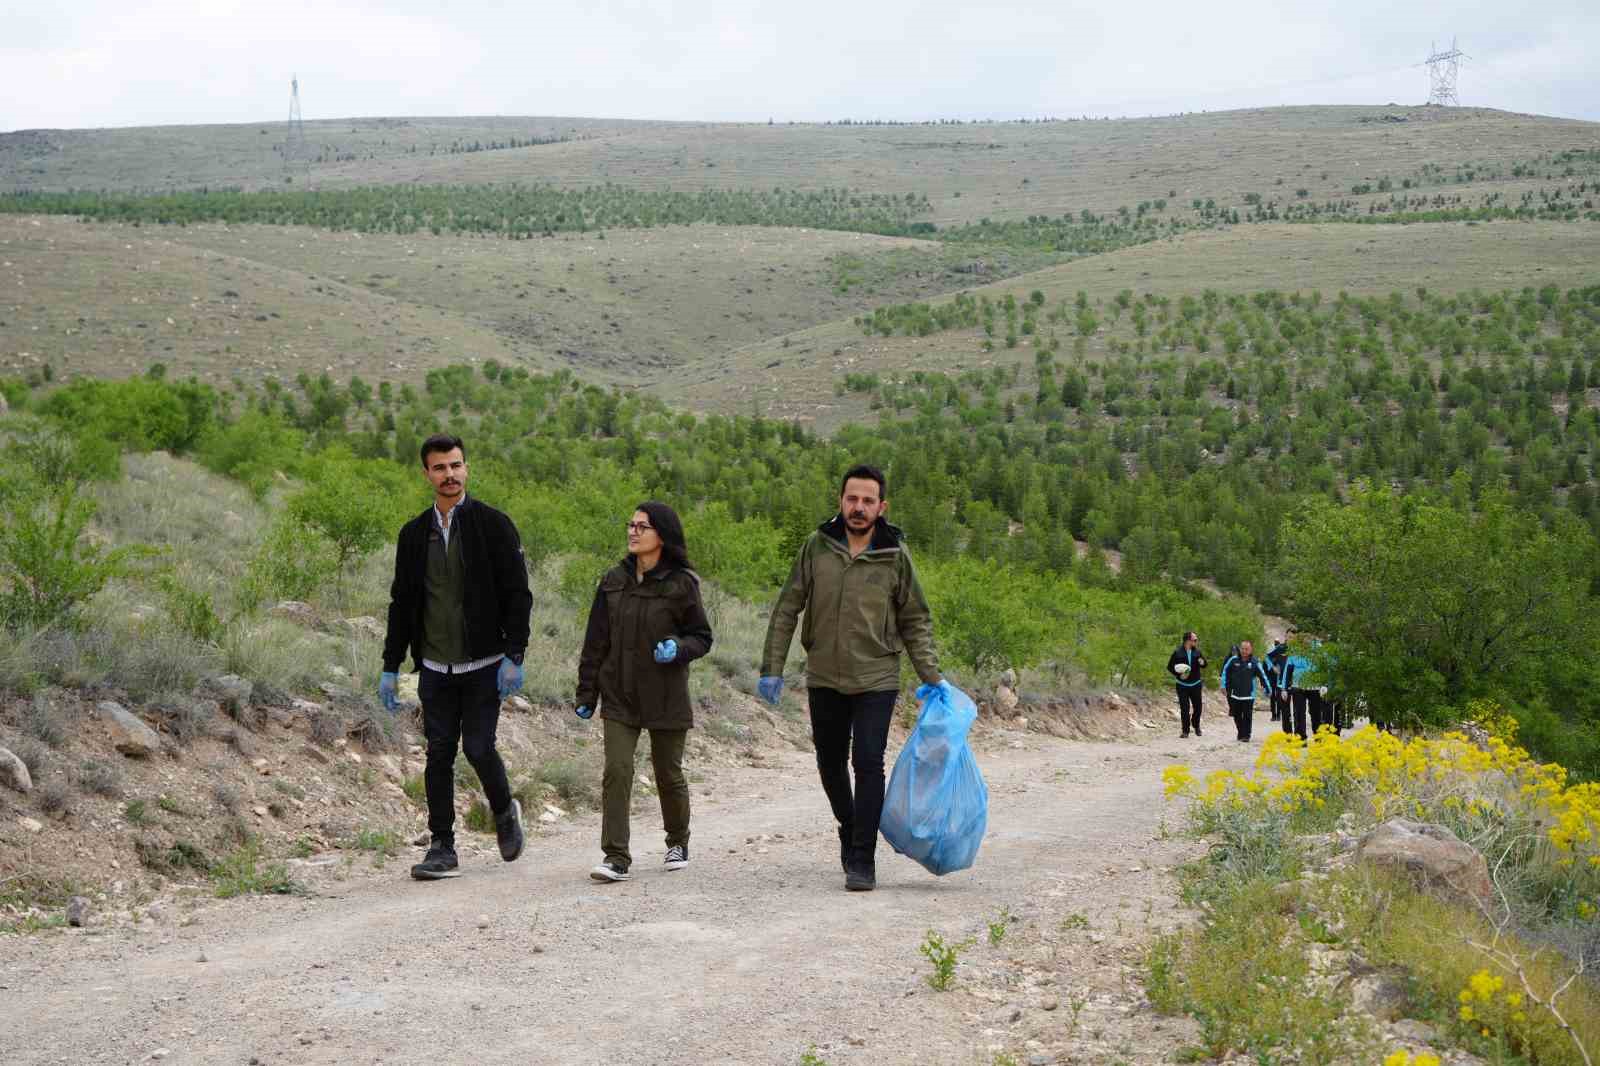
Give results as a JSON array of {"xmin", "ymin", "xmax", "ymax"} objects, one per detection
[
  {"xmin": 379, "ymin": 433, "xmax": 532, "ymax": 880},
  {"xmin": 760, "ymin": 464, "xmax": 944, "ymax": 892}
]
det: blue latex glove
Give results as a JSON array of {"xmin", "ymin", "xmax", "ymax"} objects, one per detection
[
  {"xmin": 497, "ymin": 658, "xmax": 524, "ymax": 699},
  {"xmin": 653, "ymin": 638, "xmax": 678, "ymax": 664},
  {"xmin": 575, "ymin": 704, "xmax": 594, "ymax": 720},
  {"xmin": 378, "ymin": 671, "xmax": 399, "ymax": 713},
  {"xmin": 757, "ymin": 676, "xmax": 784, "ymax": 705}
]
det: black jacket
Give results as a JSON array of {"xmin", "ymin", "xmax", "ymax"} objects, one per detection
[
  {"xmin": 1166, "ymin": 645, "xmax": 1207, "ymax": 688},
  {"xmin": 1220, "ymin": 653, "xmax": 1273, "ymax": 701},
  {"xmin": 577, "ymin": 559, "xmax": 713, "ymax": 729},
  {"xmin": 382, "ymin": 496, "xmax": 532, "ymax": 673}
]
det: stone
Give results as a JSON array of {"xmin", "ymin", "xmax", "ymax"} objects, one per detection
[
  {"xmin": 1357, "ymin": 818, "xmax": 1494, "ymax": 904},
  {"xmin": 476, "ymin": 914, "xmax": 490, "ymax": 929},
  {"xmin": 269, "ymin": 600, "xmax": 320, "ymax": 627},
  {"xmin": 252, "ymin": 757, "xmax": 272, "ymax": 775},
  {"xmin": 846, "ymin": 1034, "xmax": 866, "ymax": 1047},
  {"xmin": 199, "ymin": 674, "xmax": 253, "ymax": 708},
  {"xmin": 998, "ymin": 668, "xmax": 1018, "ymax": 689},
  {"xmin": 150, "ymin": 1050, "xmax": 171, "ymax": 1061},
  {"xmin": 341, "ymin": 616, "xmax": 386, "ymax": 641},
  {"xmin": 506, "ymin": 696, "xmax": 533, "ymax": 714},
  {"xmin": 1350, "ymin": 971, "xmax": 1410, "ymax": 1021},
  {"xmin": 0, "ymin": 747, "xmax": 32, "ymax": 793},
  {"xmin": 96, "ymin": 701, "xmax": 161, "ymax": 757},
  {"xmin": 66, "ymin": 896, "xmax": 90, "ymax": 927},
  {"xmin": 996, "ymin": 686, "xmax": 1019, "ymax": 713},
  {"xmin": 299, "ymin": 744, "xmax": 331, "ymax": 766},
  {"xmin": 1389, "ymin": 1018, "xmax": 1440, "ymax": 1046},
  {"xmin": 197, "ymin": 949, "xmax": 209, "ymax": 963}
]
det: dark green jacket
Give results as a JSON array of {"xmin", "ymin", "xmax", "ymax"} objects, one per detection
[
  {"xmin": 761, "ymin": 515, "xmax": 940, "ymax": 695},
  {"xmin": 577, "ymin": 559, "xmax": 713, "ymax": 730}
]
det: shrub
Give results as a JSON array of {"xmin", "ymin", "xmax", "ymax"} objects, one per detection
[
  {"xmin": 72, "ymin": 759, "xmax": 123, "ymax": 798},
  {"xmin": 21, "ymin": 693, "xmax": 70, "ymax": 747},
  {"xmin": 0, "ymin": 484, "xmax": 145, "ymax": 631},
  {"xmin": 211, "ymin": 840, "xmax": 298, "ymax": 898},
  {"xmin": 36, "ymin": 778, "xmax": 74, "ymax": 816}
]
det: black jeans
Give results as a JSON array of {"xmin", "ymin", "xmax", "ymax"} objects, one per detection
[
  {"xmin": 808, "ymin": 687, "xmax": 897, "ymax": 868},
  {"xmin": 1287, "ymin": 689, "xmax": 1310, "ymax": 739},
  {"xmin": 419, "ymin": 664, "xmax": 513, "ymax": 848},
  {"xmin": 1177, "ymin": 686, "xmax": 1202, "ymax": 734},
  {"xmin": 1310, "ymin": 693, "xmax": 1341, "ymax": 735},
  {"xmin": 1228, "ymin": 696, "xmax": 1255, "ymax": 740}
]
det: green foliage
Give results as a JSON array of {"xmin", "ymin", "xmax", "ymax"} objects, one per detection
[
  {"xmin": 0, "ymin": 483, "xmax": 144, "ymax": 631},
  {"xmin": 287, "ymin": 457, "xmax": 409, "ymax": 595},
  {"xmin": 211, "ymin": 839, "xmax": 299, "ymax": 898},
  {"xmin": 196, "ymin": 411, "xmax": 306, "ymax": 498},
  {"xmin": 987, "ymin": 907, "xmax": 1013, "ymax": 946},
  {"xmin": 919, "ymin": 929, "xmax": 973, "ymax": 990},
  {"xmin": 1283, "ymin": 483, "xmax": 1597, "ymax": 730},
  {"xmin": 238, "ymin": 515, "xmax": 339, "ymax": 609},
  {"xmin": 34, "ymin": 377, "xmax": 216, "ymax": 454}
]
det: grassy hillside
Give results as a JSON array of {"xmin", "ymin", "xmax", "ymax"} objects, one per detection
[
  {"xmin": 7, "ymin": 107, "xmax": 1598, "ymax": 226},
  {"xmin": 663, "ymin": 220, "xmax": 1600, "ymax": 424}
]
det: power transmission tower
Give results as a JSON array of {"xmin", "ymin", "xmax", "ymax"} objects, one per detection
[
  {"xmin": 1422, "ymin": 38, "xmax": 1467, "ymax": 107},
  {"xmin": 284, "ymin": 75, "xmax": 308, "ymax": 179}
]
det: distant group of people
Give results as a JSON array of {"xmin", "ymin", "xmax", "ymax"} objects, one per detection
[
  {"xmin": 378, "ymin": 435, "xmax": 942, "ymax": 892},
  {"xmin": 1166, "ymin": 631, "xmax": 1342, "ymax": 742}
]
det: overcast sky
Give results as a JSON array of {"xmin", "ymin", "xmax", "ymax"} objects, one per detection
[{"xmin": 3, "ymin": 0, "xmax": 1597, "ymax": 131}]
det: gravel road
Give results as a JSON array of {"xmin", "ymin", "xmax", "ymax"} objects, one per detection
[{"xmin": 1, "ymin": 716, "xmax": 1260, "ymax": 1066}]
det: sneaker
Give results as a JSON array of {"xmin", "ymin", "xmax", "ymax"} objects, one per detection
[
  {"xmin": 410, "ymin": 841, "xmax": 460, "ymax": 880},
  {"xmin": 663, "ymin": 844, "xmax": 689, "ymax": 871},
  {"xmin": 845, "ymin": 863, "xmax": 876, "ymax": 892},
  {"xmin": 495, "ymin": 799, "xmax": 525, "ymax": 863},
  {"xmin": 590, "ymin": 859, "xmax": 631, "ymax": 882}
]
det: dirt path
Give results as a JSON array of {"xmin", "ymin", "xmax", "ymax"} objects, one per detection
[{"xmin": 1, "ymin": 715, "xmax": 1262, "ymax": 1066}]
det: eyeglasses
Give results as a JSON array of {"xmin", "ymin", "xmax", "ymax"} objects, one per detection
[{"xmin": 625, "ymin": 522, "xmax": 655, "ymax": 534}]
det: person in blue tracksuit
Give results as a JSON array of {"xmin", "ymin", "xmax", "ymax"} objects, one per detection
[
  {"xmin": 1218, "ymin": 640, "xmax": 1274, "ymax": 742},
  {"xmin": 1279, "ymin": 644, "xmax": 1315, "ymax": 739},
  {"xmin": 1166, "ymin": 631, "xmax": 1207, "ymax": 738},
  {"xmin": 1265, "ymin": 638, "xmax": 1290, "ymax": 722}
]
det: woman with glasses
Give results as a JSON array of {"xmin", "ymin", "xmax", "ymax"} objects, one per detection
[{"xmin": 575, "ymin": 502, "xmax": 713, "ymax": 882}]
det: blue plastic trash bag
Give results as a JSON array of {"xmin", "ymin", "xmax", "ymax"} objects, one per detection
[{"xmin": 879, "ymin": 682, "xmax": 989, "ymax": 875}]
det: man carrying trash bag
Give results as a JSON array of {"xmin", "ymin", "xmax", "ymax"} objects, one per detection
[{"xmin": 760, "ymin": 464, "xmax": 945, "ymax": 892}]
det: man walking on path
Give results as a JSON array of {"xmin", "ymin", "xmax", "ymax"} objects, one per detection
[
  {"xmin": 380, "ymin": 433, "xmax": 532, "ymax": 880},
  {"xmin": 1265, "ymin": 638, "xmax": 1290, "ymax": 723},
  {"xmin": 1218, "ymin": 640, "xmax": 1274, "ymax": 743},
  {"xmin": 760, "ymin": 464, "xmax": 945, "ymax": 893},
  {"xmin": 1166, "ymin": 631, "xmax": 1207, "ymax": 738}
]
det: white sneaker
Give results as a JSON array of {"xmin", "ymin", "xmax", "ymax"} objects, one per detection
[
  {"xmin": 590, "ymin": 860, "xmax": 631, "ymax": 882},
  {"xmin": 663, "ymin": 844, "xmax": 689, "ymax": 871}
]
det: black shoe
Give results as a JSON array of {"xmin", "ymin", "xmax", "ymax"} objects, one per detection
[
  {"xmin": 845, "ymin": 863, "xmax": 876, "ymax": 892},
  {"xmin": 664, "ymin": 843, "xmax": 689, "ymax": 871},
  {"xmin": 1194, "ymin": 726, "xmax": 1202, "ymax": 737},
  {"xmin": 1180, "ymin": 730, "xmax": 1190, "ymax": 738},
  {"xmin": 496, "ymin": 799, "xmax": 525, "ymax": 863},
  {"xmin": 590, "ymin": 859, "xmax": 631, "ymax": 882},
  {"xmin": 410, "ymin": 841, "xmax": 460, "ymax": 880}
]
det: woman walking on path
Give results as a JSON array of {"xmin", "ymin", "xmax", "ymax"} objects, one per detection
[{"xmin": 576, "ymin": 502, "xmax": 714, "ymax": 882}]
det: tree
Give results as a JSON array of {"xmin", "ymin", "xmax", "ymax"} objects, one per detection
[{"xmin": 1282, "ymin": 482, "xmax": 1597, "ymax": 729}]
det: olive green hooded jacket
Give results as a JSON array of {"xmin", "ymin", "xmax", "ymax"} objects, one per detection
[{"xmin": 761, "ymin": 515, "xmax": 940, "ymax": 695}]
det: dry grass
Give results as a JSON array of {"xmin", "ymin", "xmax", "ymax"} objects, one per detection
[{"xmin": 8, "ymin": 106, "xmax": 1593, "ymax": 224}]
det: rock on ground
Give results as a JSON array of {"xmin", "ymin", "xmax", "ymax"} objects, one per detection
[
  {"xmin": 0, "ymin": 746, "xmax": 32, "ymax": 793},
  {"xmin": 95, "ymin": 701, "xmax": 161, "ymax": 757},
  {"xmin": 1356, "ymin": 818, "xmax": 1494, "ymax": 905}
]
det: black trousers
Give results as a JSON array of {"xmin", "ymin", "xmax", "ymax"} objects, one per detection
[
  {"xmin": 1310, "ymin": 693, "xmax": 1341, "ymax": 735},
  {"xmin": 419, "ymin": 664, "xmax": 513, "ymax": 848},
  {"xmin": 1177, "ymin": 685, "xmax": 1202, "ymax": 734},
  {"xmin": 1228, "ymin": 696, "xmax": 1256, "ymax": 740},
  {"xmin": 808, "ymin": 687, "xmax": 897, "ymax": 868},
  {"xmin": 1286, "ymin": 689, "xmax": 1311, "ymax": 739}
]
